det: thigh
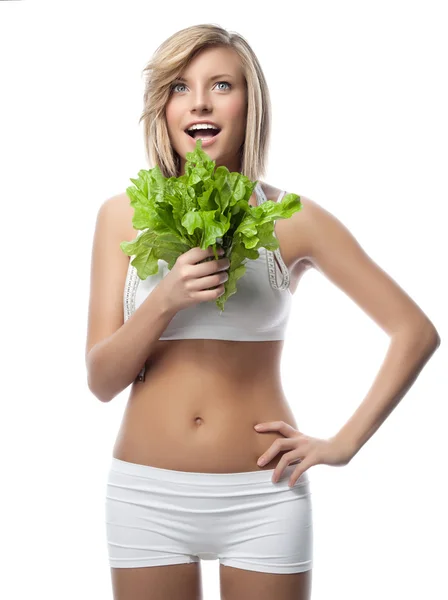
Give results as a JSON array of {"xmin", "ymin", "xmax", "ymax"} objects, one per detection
[
  {"xmin": 105, "ymin": 458, "xmax": 202, "ymax": 588},
  {"xmin": 218, "ymin": 466, "xmax": 313, "ymax": 598},
  {"xmin": 218, "ymin": 469, "xmax": 313, "ymax": 573},
  {"xmin": 111, "ymin": 562, "xmax": 203, "ymax": 600},
  {"xmin": 220, "ymin": 565, "xmax": 312, "ymax": 600}
]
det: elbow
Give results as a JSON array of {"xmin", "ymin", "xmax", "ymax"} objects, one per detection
[
  {"xmin": 433, "ymin": 332, "xmax": 441, "ymax": 350},
  {"xmin": 87, "ymin": 374, "xmax": 112, "ymax": 403},
  {"xmin": 412, "ymin": 316, "xmax": 441, "ymax": 350},
  {"xmin": 420, "ymin": 323, "xmax": 441, "ymax": 356},
  {"xmin": 85, "ymin": 348, "xmax": 137, "ymax": 403},
  {"xmin": 423, "ymin": 320, "xmax": 441, "ymax": 349},
  {"xmin": 87, "ymin": 366, "xmax": 124, "ymax": 404},
  {"xmin": 87, "ymin": 364, "xmax": 131, "ymax": 403},
  {"xmin": 86, "ymin": 351, "xmax": 112, "ymax": 403},
  {"xmin": 433, "ymin": 329, "xmax": 441, "ymax": 346},
  {"xmin": 395, "ymin": 319, "xmax": 441, "ymax": 357}
]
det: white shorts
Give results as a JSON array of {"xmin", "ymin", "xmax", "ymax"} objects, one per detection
[{"xmin": 105, "ymin": 457, "xmax": 313, "ymax": 574}]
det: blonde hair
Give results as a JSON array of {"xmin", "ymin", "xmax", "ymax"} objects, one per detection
[{"xmin": 138, "ymin": 24, "xmax": 271, "ymax": 181}]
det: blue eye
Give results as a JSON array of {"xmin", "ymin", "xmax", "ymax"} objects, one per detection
[
  {"xmin": 216, "ymin": 81, "xmax": 231, "ymax": 90},
  {"xmin": 171, "ymin": 81, "xmax": 232, "ymax": 93},
  {"xmin": 171, "ymin": 83, "xmax": 186, "ymax": 93}
]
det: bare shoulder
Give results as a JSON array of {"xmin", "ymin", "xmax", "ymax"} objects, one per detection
[
  {"xmin": 265, "ymin": 189, "xmax": 344, "ymax": 266},
  {"xmin": 110, "ymin": 191, "xmax": 138, "ymax": 242},
  {"xmin": 287, "ymin": 194, "xmax": 360, "ymax": 266}
]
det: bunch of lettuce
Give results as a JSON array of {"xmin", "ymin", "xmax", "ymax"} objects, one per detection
[{"xmin": 120, "ymin": 138, "xmax": 302, "ymax": 312}]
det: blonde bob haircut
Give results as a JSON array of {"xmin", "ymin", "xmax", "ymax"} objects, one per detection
[{"xmin": 138, "ymin": 24, "xmax": 271, "ymax": 182}]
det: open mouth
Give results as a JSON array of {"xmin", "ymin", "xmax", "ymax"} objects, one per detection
[{"xmin": 185, "ymin": 127, "xmax": 222, "ymax": 140}]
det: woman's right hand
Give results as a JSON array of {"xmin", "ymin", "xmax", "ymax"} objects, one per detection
[{"xmin": 159, "ymin": 246, "xmax": 230, "ymax": 314}]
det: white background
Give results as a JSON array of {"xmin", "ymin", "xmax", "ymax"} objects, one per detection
[{"xmin": 1, "ymin": 1, "xmax": 446, "ymax": 599}]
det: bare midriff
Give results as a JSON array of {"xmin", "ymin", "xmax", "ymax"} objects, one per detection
[{"xmin": 112, "ymin": 338, "xmax": 300, "ymax": 473}]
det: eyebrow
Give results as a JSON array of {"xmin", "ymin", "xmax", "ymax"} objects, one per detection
[{"xmin": 175, "ymin": 73, "xmax": 235, "ymax": 82}]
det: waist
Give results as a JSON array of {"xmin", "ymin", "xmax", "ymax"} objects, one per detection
[
  {"xmin": 115, "ymin": 384, "xmax": 298, "ymax": 473},
  {"xmin": 114, "ymin": 339, "xmax": 297, "ymax": 472},
  {"xmin": 132, "ymin": 361, "xmax": 294, "ymax": 421}
]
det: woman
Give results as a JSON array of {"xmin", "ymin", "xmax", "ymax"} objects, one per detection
[{"xmin": 86, "ymin": 24, "xmax": 441, "ymax": 600}]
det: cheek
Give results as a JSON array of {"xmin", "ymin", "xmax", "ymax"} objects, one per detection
[
  {"xmin": 165, "ymin": 101, "xmax": 180, "ymax": 130},
  {"xmin": 223, "ymin": 94, "xmax": 247, "ymax": 121}
]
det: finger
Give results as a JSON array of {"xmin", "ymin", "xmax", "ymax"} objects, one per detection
[
  {"xmin": 288, "ymin": 455, "xmax": 316, "ymax": 487},
  {"xmin": 254, "ymin": 421, "xmax": 297, "ymax": 437},
  {"xmin": 190, "ymin": 245, "xmax": 221, "ymax": 265},
  {"xmin": 257, "ymin": 438, "xmax": 294, "ymax": 466},
  {"xmin": 271, "ymin": 450, "xmax": 303, "ymax": 483}
]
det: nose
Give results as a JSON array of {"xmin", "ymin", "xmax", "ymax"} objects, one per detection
[{"xmin": 189, "ymin": 88, "xmax": 212, "ymax": 113}]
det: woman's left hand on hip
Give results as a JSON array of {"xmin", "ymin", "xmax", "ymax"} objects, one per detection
[{"xmin": 254, "ymin": 421, "xmax": 354, "ymax": 486}]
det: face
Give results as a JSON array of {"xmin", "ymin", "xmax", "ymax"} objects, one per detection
[{"xmin": 165, "ymin": 45, "xmax": 248, "ymax": 175}]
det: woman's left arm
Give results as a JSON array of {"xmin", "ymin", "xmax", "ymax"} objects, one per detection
[{"xmin": 293, "ymin": 197, "xmax": 441, "ymax": 459}]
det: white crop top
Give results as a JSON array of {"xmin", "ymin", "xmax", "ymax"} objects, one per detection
[{"xmin": 123, "ymin": 182, "xmax": 294, "ymax": 381}]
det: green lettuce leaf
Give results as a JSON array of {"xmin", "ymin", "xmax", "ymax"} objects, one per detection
[{"xmin": 120, "ymin": 138, "xmax": 302, "ymax": 312}]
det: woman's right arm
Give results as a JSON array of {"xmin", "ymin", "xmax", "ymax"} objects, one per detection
[
  {"xmin": 85, "ymin": 194, "xmax": 229, "ymax": 403},
  {"xmin": 85, "ymin": 195, "xmax": 177, "ymax": 403},
  {"xmin": 87, "ymin": 286, "xmax": 177, "ymax": 403}
]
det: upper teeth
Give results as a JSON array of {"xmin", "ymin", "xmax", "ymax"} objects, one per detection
[{"xmin": 187, "ymin": 123, "xmax": 219, "ymax": 132}]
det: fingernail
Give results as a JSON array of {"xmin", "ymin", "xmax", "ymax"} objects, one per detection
[
  {"xmin": 258, "ymin": 458, "xmax": 265, "ymax": 466},
  {"xmin": 254, "ymin": 424, "xmax": 262, "ymax": 430}
]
